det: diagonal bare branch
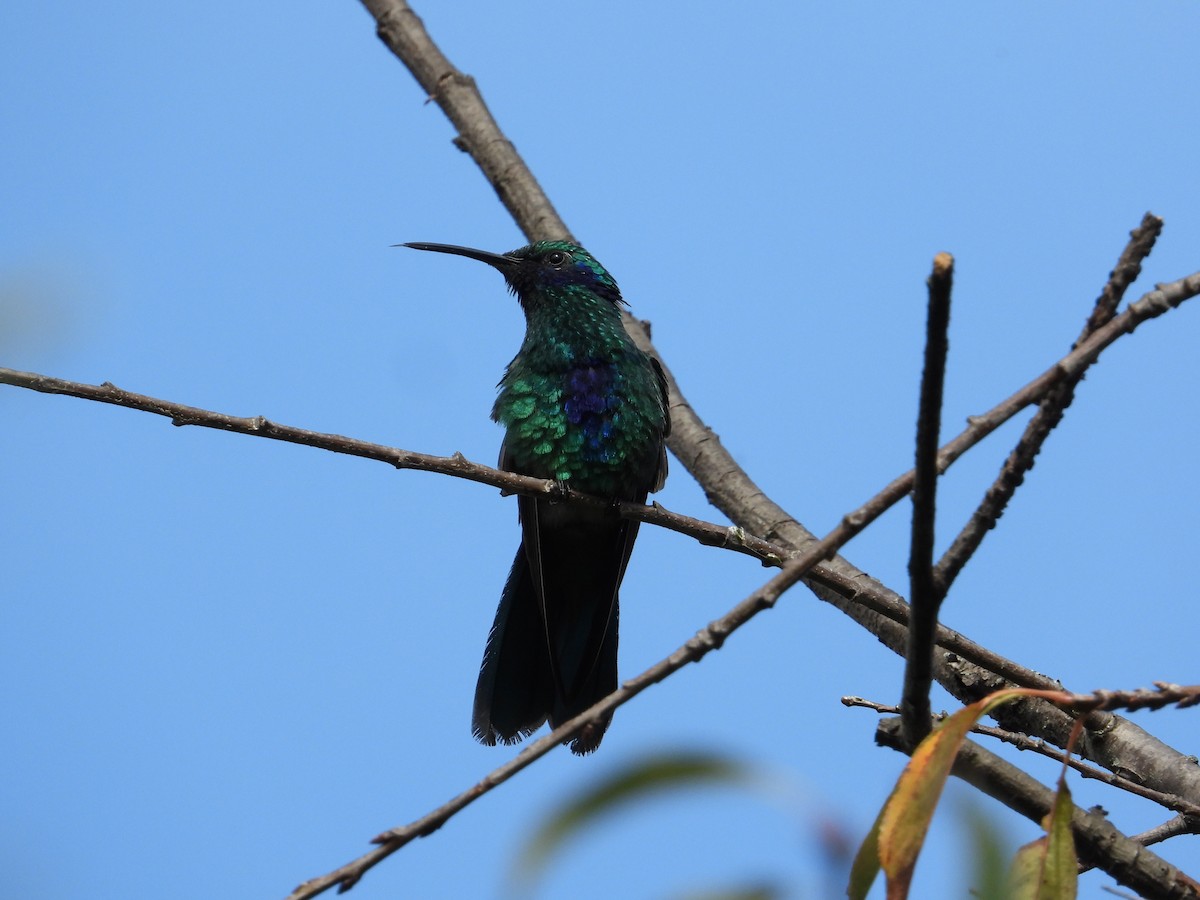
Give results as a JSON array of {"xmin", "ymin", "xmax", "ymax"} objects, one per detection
[
  {"xmin": 1079, "ymin": 212, "xmax": 1165, "ymax": 343},
  {"xmin": 971, "ymin": 722, "xmax": 1200, "ymax": 819},
  {"xmin": 360, "ymin": 0, "xmax": 571, "ymax": 242},
  {"xmin": 934, "ymin": 212, "xmax": 1165, "ymax": 594},
  {"xmin": 1123, "ymin": 816, "xmax": 1200, "ymax": 854}
]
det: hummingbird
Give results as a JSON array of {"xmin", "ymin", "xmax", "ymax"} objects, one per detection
[{"xmin": 404, "ymin": 239, "xmax": 670, "ymax": 754}]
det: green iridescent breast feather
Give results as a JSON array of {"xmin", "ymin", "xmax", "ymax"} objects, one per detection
[{"xmin": 493, "ymin": 345, "xmax": 666, "ymax": 498}]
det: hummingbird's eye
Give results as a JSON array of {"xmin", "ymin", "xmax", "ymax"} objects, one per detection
[{"xmin": 544, "ymin": 250, "xmax": 568, "ymax": 267}]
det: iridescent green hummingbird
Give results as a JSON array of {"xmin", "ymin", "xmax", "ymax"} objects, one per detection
[{"xmin": 404, "ymin": 240, "xmax": 670, "ymax": 754}]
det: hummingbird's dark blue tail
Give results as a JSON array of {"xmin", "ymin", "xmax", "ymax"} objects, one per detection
[{"xmin": 473, "ymin": 497, "xmax": 634, "ymax": 755}]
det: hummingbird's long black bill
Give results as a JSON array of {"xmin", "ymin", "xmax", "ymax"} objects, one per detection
[{"xmin": 400, "ymin": 242, "xmax": 517, "ymax": 272}]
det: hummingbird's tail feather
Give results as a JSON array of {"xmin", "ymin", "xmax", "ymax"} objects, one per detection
[
  {"xmin": 528, "ymin": 498, "xmax": 635, "ymax": 755},
  {"xmin": 474, "ymin": 499, "xmax": 636, "ymax": 755},
  {"xmin": 472, "ymin": 546, "xmax": 553, "ymax": 745},
  {"xmin": 548, "ymin": 597, "xmax": 618, "ymax": 755}
]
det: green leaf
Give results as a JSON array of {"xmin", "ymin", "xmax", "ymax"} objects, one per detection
[
  {"xmin": 957, "ymin": 795, "xmax": 1012, "ymax": 900},
  {"xmin": 1007, "ymin": 778, "xmax": 1078, "ymax": 899},
  {"xmin": 847, "ymin": 805, "xmax": 885, "ymax": 900},
  {"xmin": 510, "ymin": 751, "xmax": 755, "ymax": 892},
  {"xmin": 1041, "ymin": 778, "xmax": 1079, "ymax": 898},
  {"xmin": 668, "ymin": 884, "xmax": 782, "ymax": 900}
]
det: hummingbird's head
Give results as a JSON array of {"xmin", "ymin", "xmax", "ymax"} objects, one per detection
[{"xmin": 401, "ymin": 240, "xmax": 624, "ymax": 310}]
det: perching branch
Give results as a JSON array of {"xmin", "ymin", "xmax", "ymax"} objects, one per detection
[
  {"xmin": 901, "ymin": 252, "xmax": 954, "ymax": 747},
  {"xmin": 0, "ymin": 366, "xmax": 783, "ymax": 565}
]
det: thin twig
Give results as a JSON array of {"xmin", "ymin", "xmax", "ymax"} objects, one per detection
[
  {"xmin": 1126, "ymin": 816, "xmax": 1200, "ymax": 850},
  {"xmin": 814, "ymin": 268, "xmax": 1200, "ymax": 563},
  {"xmin": 1080, "ymin": 212, "xmax": 1165, "ymax": 343},
  {"xmin": 972, "ymin": 722, "xmax": 1200, "ymax": 818},
  {"xmin": 1064, "ymin": 682, "xmax": 1200, "ymax": 714},
  {"xmin": 934, "ymin": 213, "xmax": 1164, "ymax": 594},
  {"xmin": 841, "ymin": 696, "xmax": 900, "ymax": 713}
]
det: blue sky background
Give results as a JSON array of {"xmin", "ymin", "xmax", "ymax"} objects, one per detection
[{"xmin": 3, "ymin": 3, "xmax": 1199, "ymax": 898}]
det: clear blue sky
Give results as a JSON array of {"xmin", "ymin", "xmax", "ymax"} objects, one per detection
[{"xmin": 3, "ymin": 3, "xmax": 1198, "ymax": 898}]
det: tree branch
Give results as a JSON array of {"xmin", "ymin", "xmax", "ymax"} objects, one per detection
[
  {"xmin": 1125, "ymin": 816, "xmax": 1200, "ymax": 852},
  {"xmin": 1079, "ymin": 212, "xmax": 1164, "ymax": 343},
  {"xmin": 361, "ymin": 0, "xmax": 571, "ymax": 242},
  {"xmin": 902, "ymin": 252, "xmax": 954, "ymax": 746},
  {"xmin": 934, "ymin": 213, "xmax": 1164, "ymax": 594},
  {"xmin": 972, "ymin": 722, "xmax": 1200, "ymax": 819},
  {"xmin": 848, "ymin": 687, "xmax": 1200, "ymax": 819}
]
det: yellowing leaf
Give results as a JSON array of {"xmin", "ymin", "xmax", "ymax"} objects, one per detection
[
  {"xmin": 1009, "ymin": 837, "xmax": 1052, "ymax": 897},
  {"xmin": 867, "ymin": 690, "xmax": 1028, "ymax": 898}
]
